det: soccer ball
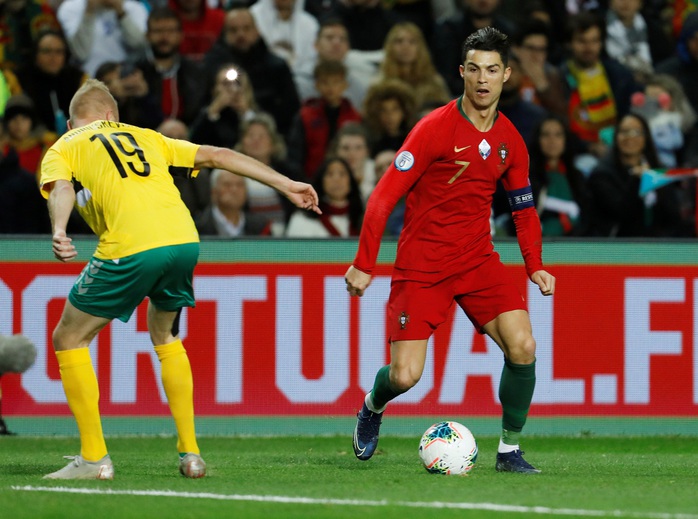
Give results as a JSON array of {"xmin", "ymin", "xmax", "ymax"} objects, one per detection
[{"xmin": 418, "ymin": 421, "xmax": 478, "ymax": 475}]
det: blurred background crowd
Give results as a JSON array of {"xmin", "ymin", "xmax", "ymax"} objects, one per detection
[{"xmin": 1, "ymin": 0, "xmax": 698, "ymax": 239}]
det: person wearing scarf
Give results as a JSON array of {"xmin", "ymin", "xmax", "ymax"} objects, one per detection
[{"xmin": 286, "ymin": 156, "xmax": 364, "ymax": 237}]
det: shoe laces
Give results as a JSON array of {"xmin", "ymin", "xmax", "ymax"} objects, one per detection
[
  {"xmin": 62, "ymin": 455, "xmax": 81, "ymax": 466},
  {"xmin": 357, "ymin": 408, "xmax": 382, "ymax": 437}
]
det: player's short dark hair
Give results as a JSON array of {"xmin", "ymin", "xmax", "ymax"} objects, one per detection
[{"xmin": 461, "ymin": 27, "xmax": 510, "ymax": 67}]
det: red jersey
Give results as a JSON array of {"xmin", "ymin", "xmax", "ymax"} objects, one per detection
[{"xmin": 353, "ymin": 97, "xmax": 543, "ymax": 280}]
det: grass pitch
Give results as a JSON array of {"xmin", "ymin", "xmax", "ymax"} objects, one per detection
[{"xmin": 0, "ymin": 435, "xmax": 696, "ymax": 519}]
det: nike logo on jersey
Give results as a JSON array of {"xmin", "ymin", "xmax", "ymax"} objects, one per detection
[{"xmin": 454, "ymin": 145, "xmax": 471, "ymax": 153}]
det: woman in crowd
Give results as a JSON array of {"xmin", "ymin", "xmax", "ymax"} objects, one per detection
[
  {"xmin": 285, "ymin": 156, "xmax": 364, "ymax": 237},
  {"xmin": 362, "ymin": 78, "xmax": 417, "ymax": 155},
  {"xmin": 528, "ymin": 115, "xmax": 591, "ymax": 236},
  {"xmin": 588, "ymin": 113, "xmax": 694, "ymax": 237},
  {"xmin": 235, "ymin": 112, "xmax": 295, "ymax": 234},
  {"xmin": 376, "ymin": 22, "xmax": 451, "ymax": 109}
]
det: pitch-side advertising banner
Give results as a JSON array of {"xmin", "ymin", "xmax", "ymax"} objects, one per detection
[{"xmin": 1, "ymin": 242, "xmax": 697, "ymax": 417}]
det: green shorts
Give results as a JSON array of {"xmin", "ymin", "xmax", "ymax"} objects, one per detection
[{"xmin": 68, "ymin": 243, "xmax": 199, "ymax": 322}]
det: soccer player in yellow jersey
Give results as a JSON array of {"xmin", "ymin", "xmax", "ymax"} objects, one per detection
[{"xmin": 39, "ymin": 79, "xmax": 321, "ymax": 480}]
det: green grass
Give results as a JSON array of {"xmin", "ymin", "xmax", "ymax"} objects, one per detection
[{"xmin": 0, "ymin": 435, "xmax": 696, "ymax": 519}]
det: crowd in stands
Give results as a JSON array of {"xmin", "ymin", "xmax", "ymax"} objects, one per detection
[{"xmin": 2, "ymin": 0, "xmax": 698, "ymax": 238}]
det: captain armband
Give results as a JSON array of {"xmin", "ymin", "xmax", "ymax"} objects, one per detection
[{"xmin": 507, "ymin": 185, "xmax": 535, "ymax": 212}]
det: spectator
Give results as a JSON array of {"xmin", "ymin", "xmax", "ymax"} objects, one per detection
[
  {"xmin": 670, "ymin": 0, "xmax": 698, "ymax": 39},
  {"xmin": 1, "ymin": 94, "xmax": 56, "ymax": 175},
  {"xmin": 195, "ymin": 168, "xmax": 272, "ymax": 236},
  {"xmin": 57, "ymin": 0, "xmax": 149, "ymax": 77},
  {"xmin": 235, "ymin": 113, "xmax": 295, "ymax": 233},
  {"xmin": 157, "ymin": 118, "xmax": 210, "ymax": 217},
  {"xmin": 528, "ymin": 115, "xmax": 591, "ymax": 236},
  {"xmin": 656, "ymin": 11, "xmax": 698, "ymax": 115},
  {"xmin": 377, "ymin": 21, "xmax": 451, "ymax": 108},
  {"xmin": 534, "ymin": 0, "xmax": 605, "ymax": 56},
  {"xmin": 433, "ymin": 0, "xmax": 515, "ymax": 96},
  {"xmin": 560, "ymin": 12, "xmax": 640, "ymax": 159},
  {"xmin": 511, "ymin": 18, "xmax": 567, "ymax": 118},
  {"xmin": 250, "ymin": 0, "xmax": 319, "ymax": 77},
  {"xmin": 0, "ymin": 146, "xmax": 50, "ymax": 233},
  {"xmin": 388, "ymin": 0, "xmax": 434, "ymax": 47},
  {"xmin": 286, "ymin": 156, "xmax": 364, "ymax": 236},
  {"xmin": 372, "ymin": 146, "xmax": 395, "ymax": 185},
  {"xmin": 497, "ymin": 53, "xmax": 548, "ymax": 143},
  {"xmin": 14, "ymin": 29, "xmax": 86, "ymax": 135},
  {"xmin": 294, "ymin": 17, "xmax": 371, "ymax": 110},
  {"xmin": 95, "ymin": 61, "xmax": 163, "ymax": 129},
  {"xmin": 203, "ymin": 6, "xmax": 300, "ymax": 135},
  {"xmin": 588, "ymin": 113, "xmax": 693, "ymax": 237},
  {"xmin": 328, "ymin": 121, "xmax": 374, "ymax": 202},
  {"xmin": 330, "ymin": 0, "xmax": 397, "ymax": 53},
  {"xmin": 362, "ymin": 78, "xmax": 417, "ymax": 155},
  {"xmin": 0, "ymin": 0, "xmax": 61, "ymax": 70},
  {"xmin": 604, "ymin": 0, "xmax": 675, "ymax": 83},
  {"xmin": 136, "ymin": 7, "xmax": 207, "ymax": 125},
  {"xmin": 631, "ymin": 74, "xmax": 697, "ymax": 168},
  {"xmin": 190, "ymin": 64, "xmax": 257, "ymax": 147},
  {"xmin": 287, "ymin": 60, "xmax": 362, "ymax": 179},
  {"xmin": 168, "ymin": 0, "xmax": 224, "ymax": 61},
  {"xmin": 371, "ymin": 147, "xmax": 405, "ymax": 236},
  {"xmin": 0, "ymin": 69, "xmax": 22, "ymax": 116}
]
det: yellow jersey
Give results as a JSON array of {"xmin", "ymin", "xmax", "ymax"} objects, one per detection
[{"xmin": 40, "ymin": 120, "xmax": 200, "ymax": 260}]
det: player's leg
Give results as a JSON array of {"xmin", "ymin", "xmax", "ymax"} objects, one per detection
[
  {"xmin": 455, "ymin": 256, "xmax": 539, "ymax": 473},
  {"xmin": 354, "ymin": 276, "xmax": 450, "ymax": 460},
  {"xmin": 354, "ymin": 339, "xmax": 428, "ymax": 460},
  {"xmin": 44, "ymin": 300, "xmax": 114, "ymax": 480},
  {"xmin": 147, "ymin": 302, "xmax": 204, "ymax": 477},
  {"xmin": 483, "ymin": 309, "xmax": 540, "ymax": 474},
  {"xmin": 147, "ymin": 243, "xmax": 204, "ymax": 478}
]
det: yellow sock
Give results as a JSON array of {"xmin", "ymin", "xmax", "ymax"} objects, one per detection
[
  {"xmin": 56, "ymin": 348, "xmax": 107, "ymax": 462},
  {"xmin": 155, "ymin": 340, "xmax": 199, "ymax": 455}
]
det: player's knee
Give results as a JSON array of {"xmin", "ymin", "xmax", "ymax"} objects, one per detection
[
  {"xmin": 508, "ymin": 335, "xmax": 536, "ymax": 364},
  {"xmin": 390, "ymin": 368, "xmax": 420, "ymax": 393},
  {"xmin": 52, "ymin": 326, "xmax": 70, "ymax": 352}
]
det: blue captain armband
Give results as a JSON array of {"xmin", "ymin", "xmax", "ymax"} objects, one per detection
[{"xmin": 507, "ymin": 186, "xmax": 535, "ymax": 212}]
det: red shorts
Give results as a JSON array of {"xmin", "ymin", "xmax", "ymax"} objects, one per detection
[{"xmin": 387, "ymin": 255, "xmax": 527, "ymax": 342}]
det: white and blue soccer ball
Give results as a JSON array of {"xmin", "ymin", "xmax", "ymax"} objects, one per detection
[{"xmin": 418, "ymin": 421, "xmax": 478, "ymax": 475}]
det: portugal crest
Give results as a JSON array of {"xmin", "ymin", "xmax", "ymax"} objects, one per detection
[
  {"xmin": 498, "ymin": 142, "xmax": 509, "ymax": 165},
  {"xmin": 399, "ymin": 312, "xmax": 410, "ymax": 330}
]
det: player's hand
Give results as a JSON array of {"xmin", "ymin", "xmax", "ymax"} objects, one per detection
[
  {"xmin": 345, "ymin": 265, "xmax": 371, "ymax": 297},
  {"xmin": 531, "ymin": 270, "xmax": 555, "ymax": 296},
  {"xmin": 52, "ymin": 231, "xmax": 77, "ymax": 262},
  {"xmin": 285, "ymin": 181, "xmax": 321, "ymax": 214}
]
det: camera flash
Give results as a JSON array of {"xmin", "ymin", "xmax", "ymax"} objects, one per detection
[{"xmin": 225, "ymin": 68, "xmax": 238, "ymax": 82}]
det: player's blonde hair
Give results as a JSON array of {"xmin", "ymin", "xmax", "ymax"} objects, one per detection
[{"xmin": 69, "ymin": 78, "xmax": 119, "ymax": 125}]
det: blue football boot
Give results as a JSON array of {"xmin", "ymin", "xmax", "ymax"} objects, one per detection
[
  {"xmin": 495, "ymin": 450, "xmax": 541, "ymax": 474},
  {"xmin": 353, "ymin": 403, "xmax": 383, "ymax": 460}
]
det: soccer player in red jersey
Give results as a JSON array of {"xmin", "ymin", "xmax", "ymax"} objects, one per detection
[{"xmin": 345, "ymin": 27, "xmax": 556, "ymax": 474}]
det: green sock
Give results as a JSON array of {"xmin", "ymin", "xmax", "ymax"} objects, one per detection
[
  {"xmin": 499, "ymin": 358, "xmax": 536, "ymax": 434},
  {"xmin": 370, "ymin": 365, "xmax": 402, "ymax": 411},
  {"xmin": 501, "ymin": 429, "xmax": 521, "ymax": 446}
]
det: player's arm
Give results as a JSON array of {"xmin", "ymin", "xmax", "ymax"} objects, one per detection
[
  {"xmin": 502, "ymin": 143, "xmax": 555, "ymax": 296},
  {"xmin": 347, "ymin": 147, "xmax": 425, "ymax": 296},
  {"xmin": 45, "ymin": 179, "xmax": 78, "ymax": 262},
  {"xmin": 193, "ymin": 145, "xmax": 320, "ymax": 214}
]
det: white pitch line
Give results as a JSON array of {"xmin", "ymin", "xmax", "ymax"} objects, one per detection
[{"xmin": 11, "ymin": 486, "xmax": 698, "ymax": 519}]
